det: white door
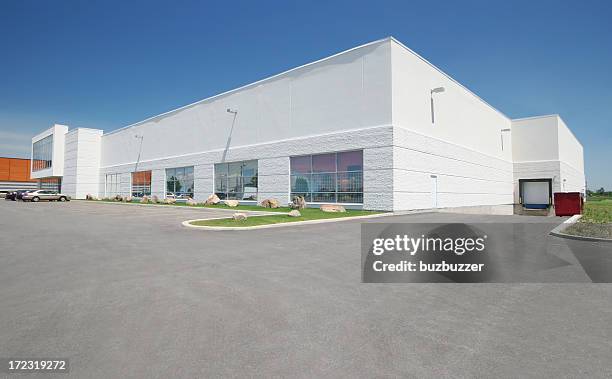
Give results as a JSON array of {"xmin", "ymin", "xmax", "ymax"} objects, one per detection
[
  {"xmin": 523, "ymin": 181, "xmax": 549, "ymax": 206},
  {"xmin": 430, "ymin": 175, "xmax": 438, "ymax": 208}
]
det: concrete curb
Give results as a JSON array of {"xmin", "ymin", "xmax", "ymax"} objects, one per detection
[
  {"xmin": 182, "ymin": 212, "xmax": 394, "ymax": 231},
  {"xmin": 75, "ymin": 200, "xmax": 282, "ymax": 215},
  {"xmin": 549, "ymin": 215, "xmax": 612, "ymax": 243}
]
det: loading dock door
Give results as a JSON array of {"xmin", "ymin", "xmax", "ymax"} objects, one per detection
[{"xmin": 522, "ymin": 181, "xmax": 550, "ymax": 209}]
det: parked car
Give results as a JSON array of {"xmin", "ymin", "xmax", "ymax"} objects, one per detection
[
  {"xmin": 21, "ymin": 190, "xmax": 70, "ymax": 202},
  {"xmin": 5, "ymin": 190, "xmax": 31, "ymax": 201},
  {"xmin": 0, "ymin": 191, "xmax": 8, "ymax": 199}
]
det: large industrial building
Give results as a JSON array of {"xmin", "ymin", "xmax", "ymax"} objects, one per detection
[{"xmin": 30, "ymin": 37, "xmax": 585, "ymax": 212}]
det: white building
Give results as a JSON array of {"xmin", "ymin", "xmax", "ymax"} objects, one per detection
[{"xmin": 30, "ymin": 37, "xmax": 585, "ymax": 212}]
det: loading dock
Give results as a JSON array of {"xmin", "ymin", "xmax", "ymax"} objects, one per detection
[{"xmin": 519, "ymin": 178, "xmax": 552, "ymax": 209}]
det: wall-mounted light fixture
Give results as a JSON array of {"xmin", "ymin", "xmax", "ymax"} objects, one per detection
[
  {"xmin": 430, "ymin": 87, "xmax": 445, "ymax": 124},
  {"xmin": 226, "ymin": 108, "xmax": 238, "ymax": 115},
  {"xmin": 500, "ymin": 128, "xmax": 511, "ymax": 150}
]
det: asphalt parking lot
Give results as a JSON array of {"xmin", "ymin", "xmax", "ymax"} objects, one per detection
[{"xmin": 1, "ymin": 200, "xmax": 611, "ymax": 378}]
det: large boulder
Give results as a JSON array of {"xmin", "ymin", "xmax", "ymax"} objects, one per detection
[
  {"xmin": 320, "ymin": 204, "xmax": 346, "ymax": 213},
  {"xmin": 114, "ymin": 194, "xmax": 123, "ymax": 202},
  {"xmin": 140, "ymin": 195, "xmax": 149, "ymax": 204},
  {"xmin": 260, "ymin": 198, "xmax": 280, "ymax": 208},
  {"xmin": 151, "ymin": 195, "xmax": 159, "ymax": 204},
  {"xmin": 205, "ymin": 194, "xmax": 220, "ymax": 205},
  {"xmin": 224, "ymin": 200, "xmax": 239, "ymax": 207},
  {"xmin": 289, "ymin": 196, "xmax": 306, "ymax": 210},
  {"xmin": 164, "ymin": 197, "xmax": 176, "ymax": 204},
  {"xmin": 125, "ymin": 196, "xmax": 133, "ymax": 203},
  {"xmin": 233, "ymin": 213, "xmax": 247, "ymax": 221},
  {"xmin": 186, "ymin": 198, "xmax": 198, "ymax": 206},
  {"xmin": 288, "ymin": 210, "xmax": 301, "ymax": 217}
]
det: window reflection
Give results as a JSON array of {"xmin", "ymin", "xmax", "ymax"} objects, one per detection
[
  {"xmin": 166, "ymin": 166, "xmax": 194, "ymax": 199},
  {"xmin": 290, "ymin": 150, "xmax": 363, "ymax": 203},
  {"xmin": 214, "ymin": 160, "xmax": 258, "ymax": 200},
  {"xmin": 32, "ymin": 135, "xmax": 53, "ymax": 171}
]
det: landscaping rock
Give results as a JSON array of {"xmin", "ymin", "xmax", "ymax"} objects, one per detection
[
  {"xmin": 288, "ymin": 210, "xmax": 301, "ymax": 217},
  {"xmin": 320, "ymin": 204, "xmax": 346, "ymax": 213},
  {"xmin": 140, "ymin": 196, "xmax": 149, "ymax": 204},
  {"xmin": 114, "ymin": 194, "xmax": 123, "ymax": 202},
  {"xmin": 233, "ymin": 213, "xmax": 247, "ymax": 221},
  {"xmin": 125, "ymin": 196, "xmax": 132, "ymax": 203},
  {"xmin": 289, "ymin": 195, "xmax": 306, "ymax": 210},
  {"xmin": 224, "ymin": 200, "xmax": 239, "ymax": 207},
  {"xmin": 151, "ymin": 195, "xmax": 159, "ymax": 204},
  {"xmin": 260, "ymin": 198, "xmax": 280, "ymax": 208},
  {"xmin": 186, "ymin": 198, "xmax": 197, "ymax": 206},
  {"xmin": 205, "ymin": 194, "xmax": 220, "ymax": 205},
  {"xmin": 164, "ymin": 197, "xmax": 176, "ymax": 204},
  {"xmin": 85, "ymin": 194, "xmax": 95, "ymax": 200}
]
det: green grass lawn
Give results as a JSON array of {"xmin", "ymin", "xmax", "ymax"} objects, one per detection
[
  {"xmin": 564, "ymin": 198, "xmax": 612, "ymax": 239},
  {"xmin": 189, "ymin": 208, "xmax": 381, "ymax": 227},
  {"xmin": 581, "ymin": 199, "xmax": 612, "ymax": 223}
]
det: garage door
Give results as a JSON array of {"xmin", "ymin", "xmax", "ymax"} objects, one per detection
[{"xmin": 523, "ymin": 181, "xmax": 550, "ymax": 209}]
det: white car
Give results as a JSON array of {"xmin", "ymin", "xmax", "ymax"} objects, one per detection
[{"xmin": 22, "ymin": 190, "xmax": 70, "ymax": 202}]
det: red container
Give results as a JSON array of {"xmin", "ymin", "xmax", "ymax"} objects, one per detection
[{"xmin": 554, "ymin": 192, "xmax": 583, "ymax": 216}]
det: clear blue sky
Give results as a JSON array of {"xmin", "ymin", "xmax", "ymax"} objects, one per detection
[{"xmin": 1, "ymin": 0, "xmax": 610, "ymax": 189}]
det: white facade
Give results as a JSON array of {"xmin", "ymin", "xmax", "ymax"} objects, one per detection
[
  {"xmin": 512, "ymin": 114, "xmax": 585, "ymax": 205},
  {"xmin": 31, "ymin": 124, "xmax": 69, "ymax": 179},
  {"xmin": 29, "ymin": 37, "xmax": 585, "ymax": 212}
]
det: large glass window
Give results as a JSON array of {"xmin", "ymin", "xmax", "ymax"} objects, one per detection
[
  {"xmin": 214, "ymin": 160, "xmax": 258, "ymax": 200},
  {"xmin": 105, "ymin": 174, "xmax": 121, "ymax": 197},
  {"xmin": 166, "ymin": 166, "xmax": 194, "ymax": 199},
  {"xmin": 290, "ymin": 150, "xmax": 363, "ymax": 203},
  {"xmin": 32, "ymin": 135, "xmax": 53, "ymax": 171},
  {"xmin": 131, "ymin": 171, "xmax": 151, "ymax": 197}
]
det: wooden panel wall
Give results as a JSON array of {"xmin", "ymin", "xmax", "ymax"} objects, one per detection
[{"xmin": 0, "ymin": 158, "xmax": 37, "ymax": 182}]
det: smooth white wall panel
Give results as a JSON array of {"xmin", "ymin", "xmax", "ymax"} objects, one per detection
[
  {"xmin": 511, "ymin": 116, "xmax": 559, "ymax": 162},
  {"xmin": 100, "ymin": 40, "xmax": 392, "ymax": 168},
  {"xmin": 391, "ymin": 40, "xmax": 512, "ymax": 161}
]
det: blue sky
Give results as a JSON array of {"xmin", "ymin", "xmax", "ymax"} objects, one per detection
[{"xmin": 1, "ymin": 0, "xmax": 610, "ymax": 189}]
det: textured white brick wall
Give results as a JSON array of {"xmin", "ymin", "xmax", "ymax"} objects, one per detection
[
  {"xmin": 257, "ymin": 156, "xmax": 290, "ymax": 206},
  {"xmin": 194, "ymin": 164, "xmax": 214, "ymax": 201},
  {"xmin": 393, "ymin": 126, "xmax": 514, "ymax": 210},
  {"xmin": 559, "ymin": 161, "xmax": 586, "ymax": 194},
  {"xmin": 151, "ymin": 169, "xmax": 165, "ymax": 199},
  {"xmin": 513, "ymin": 161, "xmax": 560, "ymax": 203},
  {"xmin": 99, "ymin": 126, "xmax": 394, "ymax": 210}
]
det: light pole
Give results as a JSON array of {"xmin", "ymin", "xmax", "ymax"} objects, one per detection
[
  {"xmin": 134, "ymin": 134, "xmax": 144, "ymax": 173},
  {"xmin": 430, "ymin": 87, "xmax": 445, "ymax": 124},
  {"xmin": 222, "ymin": 109, "xmax": 238, "ymax": 163}
]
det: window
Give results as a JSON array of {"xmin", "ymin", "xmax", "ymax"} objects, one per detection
[
  {"xmin": 290, "ymin": 150, "xmax": 363, "ymax": 203},
  {"xmin": 214, "ymin": 160, "xmax": 258, "ymax": 200},
  {"xmin": 131, "ymin": 171, "xmax": 151, "ymax": 197},
  {"xmin": 32, "ymin": 134, "xmax": 53, "ymax": 171},
  {"xmin": 38, "ymin": 177, "xmax": 61, "ymax": 192},
  {"xmin": 105, "ymin": 174, "xmax": 121, "ymax": 197},
  {"xmin": 166, "ymin": 166, "xmax": 194, "ymax": 199}
]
